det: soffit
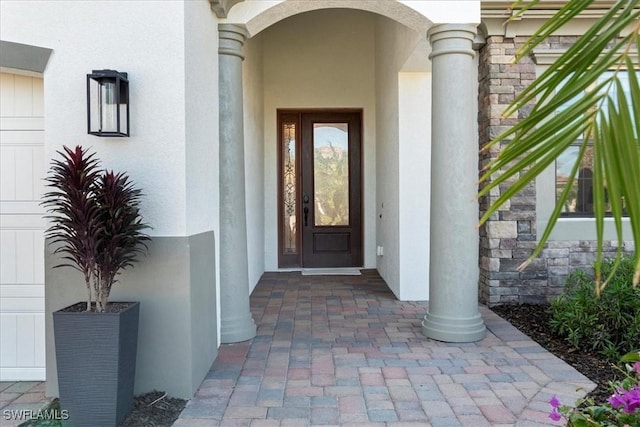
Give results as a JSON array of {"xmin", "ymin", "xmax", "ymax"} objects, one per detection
[
  {"xmin": 481, "ymin": 0, "xmax": 627, "ymax": 37},
  {"xmin": 482, "ymin": 0, "xmax": 618, "ymax": 11}
]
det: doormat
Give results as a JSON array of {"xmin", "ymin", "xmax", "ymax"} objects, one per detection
[{"xmin": 301, "ymin": 268, "xmax": 362, "ymax": 276}]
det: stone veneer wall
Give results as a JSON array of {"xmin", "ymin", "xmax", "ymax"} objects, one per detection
[{"xmin": 477, "ymin": 35, "xmax": 635, "ymax": 306}]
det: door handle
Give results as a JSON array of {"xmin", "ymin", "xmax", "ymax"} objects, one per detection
[{"xmin": 303, "ymin": 193, "xmax": 310, "ymax": 226}]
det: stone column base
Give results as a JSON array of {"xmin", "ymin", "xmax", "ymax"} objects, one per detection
[
  {"xmin": 221, "ymin": 313, "xmax": 257, "ymax": 344},
  {"xmin": 422, "ymin": 310, "xmax": 486, "ymax": 343}
]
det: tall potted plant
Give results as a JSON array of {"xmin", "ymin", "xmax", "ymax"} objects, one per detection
[{"xmin": 43, "ymin": 145, "xmax": 150, "ymax": 426}]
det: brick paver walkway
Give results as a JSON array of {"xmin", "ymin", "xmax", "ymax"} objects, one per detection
[
  {"xmin": 175, "ymin": 270, "xmax": 593, "ymax": 426},
  {"xmin": 0, "ymin": 381, "xmax": 50, "ymax": 427}
]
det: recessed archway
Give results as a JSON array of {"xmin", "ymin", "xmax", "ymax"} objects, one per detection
[
  {"xmin": 216, "ymin": 0, "xmax": 486, "ymax": 344},
  {"xmin": 243, "ymin": 7, "xmax": 432, "ymax": 299}
]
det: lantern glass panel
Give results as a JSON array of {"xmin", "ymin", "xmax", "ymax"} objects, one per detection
[
  {"xmin": 87, "ymin": 70, "xmax": 129, "ymax": 137},
  {"xmin": 100, "ymin": 81, "xmax": 118, "ymax": 133},
  {"xmin": 118, "ymin": 96, "xmax": 128, "ymax": 135},
  {"xmin": 88, "ymin": 78, "xmax": 101, "ymax": 134}
]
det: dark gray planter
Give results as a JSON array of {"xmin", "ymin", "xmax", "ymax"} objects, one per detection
[{"xmin": 53, "ymin": 301, "xmax": 139, "ymax": 427}]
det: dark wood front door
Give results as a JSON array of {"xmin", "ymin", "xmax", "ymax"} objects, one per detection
[{"xmin": 278, "ymin": 110, "xmax": 363, "ymax": 268}]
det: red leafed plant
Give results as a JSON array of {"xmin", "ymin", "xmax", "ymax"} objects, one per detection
[{"xmin": 43, "ymin": 145, "xmax": 150, "ymax": 312}]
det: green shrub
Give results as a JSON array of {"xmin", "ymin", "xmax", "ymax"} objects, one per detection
[{"xmin": 550, "ymin": 257, "xmax": 640, "ymax": 362}]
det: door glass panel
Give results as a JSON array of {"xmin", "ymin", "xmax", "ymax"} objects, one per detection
[
  {"xmin": 282, "ymin": 122, "xmax": 297, "ymax": 253},
  {"xmin": 313, "ymin": 123, "xmax": 349, "ymax": 226}
]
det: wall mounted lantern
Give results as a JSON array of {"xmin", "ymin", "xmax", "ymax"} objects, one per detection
[{"xmin": 87, "ymin": 69, "xmax": 129, "ymax": 137}]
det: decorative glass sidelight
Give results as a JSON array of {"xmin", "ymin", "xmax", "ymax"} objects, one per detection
[
  {"xmin": 282, "ymin": 123, "xmax": 297, "ymax": 253},
  {"xmin": 313, "ymin": 123, "xmax": 349, "ymax": 226}
]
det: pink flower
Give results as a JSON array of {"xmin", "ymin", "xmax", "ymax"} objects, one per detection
[
  {"xmin": 633, "ymin": 362, "xmax": 640, "ymax": 375},
  {"xmin": 548, "ymin": 396, "xmax": 562, "ymax": 422},
  {"xmin": 549, "ymin": 409, "xmax": 562, "ymax": 422},
  {"xmin": 608, "ymin": 386, "xmax": 640, "ymax": 414},
  {"xmin": 608, "ymin": 390, "xmax": 626, "ymax": 409},
  {"xmin": 625, "ymin": 386, "xmax": 640, "ymax": 413}
]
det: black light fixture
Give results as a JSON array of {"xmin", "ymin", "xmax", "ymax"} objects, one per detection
[{"xmin": 87, "ymin": 69, "xmax": 129, "ymax": 137}]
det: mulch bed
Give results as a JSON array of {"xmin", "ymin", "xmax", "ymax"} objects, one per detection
[
  {"xmin": 491, "ymin": 303, "xmax": 622, "ymax": 403},
  {"xmin": 20, "ymin": 392, "xmax": 185, "ymax": 427},
  {"xmin": 120, "ymin": 390, "xmax": 186, "ymax": 426}
]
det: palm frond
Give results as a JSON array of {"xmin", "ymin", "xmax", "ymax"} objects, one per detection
[{"xmin": 479, "ymin": 0, "xmax": 640, "ymax": 287}]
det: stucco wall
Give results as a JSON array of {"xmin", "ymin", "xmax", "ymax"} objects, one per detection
[
  {"xmin": 374, "ymin": 17, "xmax": 425, "ymax": 299},
  {"xmin": 398, "ymin": 72, "xmax": 431, "ymax": 300},
  {"xmin": 184, "ymin": 1, "xmax": 220, "ymax": 393},
  {"xmin": 1, "ymin": 0, "xmax": 189, "ymax": 236},
  {"xmin": 261, "ymin": 9, "xmax": 377, "ymax": 271},
  {"xmin": 185, "ymin": 0, "xmax": 220, "ymax": 236},
  {"xmin": 374, "ymin": 18, "xmax": 402, "ymax": 297}
]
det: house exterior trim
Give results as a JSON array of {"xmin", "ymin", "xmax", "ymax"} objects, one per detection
[
  {"xmin": 210, "ymin": 0, "xmax": 244, "ymax": 18},
  {"xmin": 0, "ymin": 40, "xmax": 52, "ymax": 75}
]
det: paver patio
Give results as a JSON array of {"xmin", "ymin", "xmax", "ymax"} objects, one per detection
[
  {"xmin": 0, "ymin": 381, "xmax": 50, "ymax": 427},
  {"xmin": 175, "ymin": 270, "xmax": 594, "ymax": 426}
]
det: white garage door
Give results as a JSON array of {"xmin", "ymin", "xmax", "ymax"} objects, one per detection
[{"xmin": 0, "ymin": 72, "xmax": 46, "ymax": 381}]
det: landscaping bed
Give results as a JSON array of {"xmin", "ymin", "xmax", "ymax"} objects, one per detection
[
  {"xmin": 19, "ymin": 392, "xmax": 185, "ymax": 427},
  {"xmin": 120, "ymin": 391, "xmax": 186, "ymax": 426}
]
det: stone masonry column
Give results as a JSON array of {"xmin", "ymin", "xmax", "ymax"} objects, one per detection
[
  {"xmin": 218, "ymin": 24, "xmax": 256, "ymax": 343},
  {"xmin": 422, "ymin": 24, "xmax": 487, "ymax": 342}
]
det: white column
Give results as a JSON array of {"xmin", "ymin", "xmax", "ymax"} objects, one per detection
[
  {"xmin": 218, "ymin": 24, "xmax": 256, "ymax": 343},
  {"xmin": 422, "ymin": 24, "xmax": 486, "ymax": 343}
]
